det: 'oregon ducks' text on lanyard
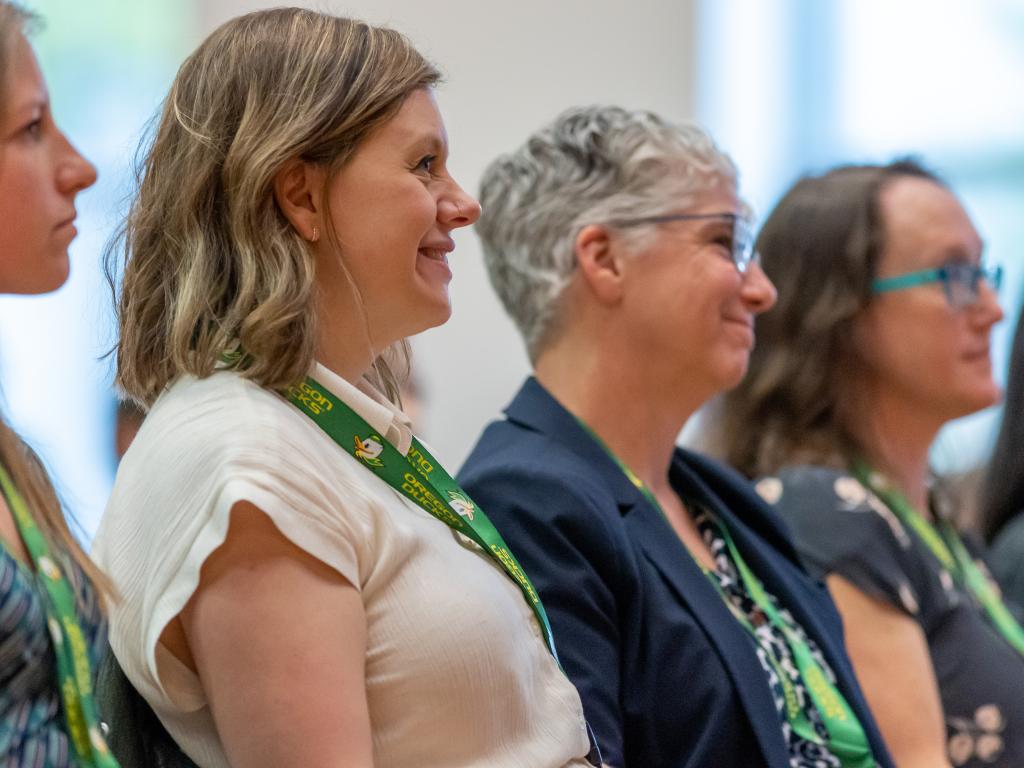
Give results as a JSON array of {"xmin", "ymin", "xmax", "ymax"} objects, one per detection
[
  {"xmin": 0, "ymin": 464, "xmax": 120, "ymax": 768},
  {"xmin": 575, "ymin": 419, "xmax": 876, "ymax": 768},
  {"xmin": 285, "ymin": 377, "xmax": 559, "ymax": 659},
  {"xmin": 853, "ymin": 461, "xmax": 1024, "ymax": 656}
]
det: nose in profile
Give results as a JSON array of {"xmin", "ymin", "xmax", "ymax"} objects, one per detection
[
  {"xmin": 56, "ymin": 130, "xmax": 98, "ymax": 196},
  {"xmin": 742, "ymin": 262, "xmax": 778, "ymax": 314}
]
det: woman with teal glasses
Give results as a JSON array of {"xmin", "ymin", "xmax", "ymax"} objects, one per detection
[{"xmin": 712, "ymin": 160, "xmax": 1024, "ymax": 768}]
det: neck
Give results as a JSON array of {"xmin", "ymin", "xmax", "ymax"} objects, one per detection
[
  {"xmin": 857, "ymin": 388, "xmax": 941, "ymax": 515},
  {"xmin": 315, "ymin": 298, "xmax": 378, "ymax": 385},
  {"xmin": 534, "ymin": 329, "xmax": 704, "ymax": 495}
]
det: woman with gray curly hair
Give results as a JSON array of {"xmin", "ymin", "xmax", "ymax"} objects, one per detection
[{"xmin": 459, "ymin": 106, "xmax": 894, "ymax": 768}]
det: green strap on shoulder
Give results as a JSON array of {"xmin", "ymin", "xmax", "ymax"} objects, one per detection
[
  {"xmin": 285, "ymin": 377, "xmax": 559, "ymax": 659},
  {"xmin": 0, "ymin": 464, "xmax": 120, "ymax": 768},
  {"xmin": 575, "ymin": 418, "xmax": 875, "ymax": 767},
  {"xmin": 714, "ymin": 521, "xmax": 875, "ymax": 768},
  {"xmin": 852, "ymin": 461, "xmax": 1024, "ymax": 656}
]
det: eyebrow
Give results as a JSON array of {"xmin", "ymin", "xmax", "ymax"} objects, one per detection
[
  {"xmin": 11, "ymin": 95, "xmax": 47, "ymax": 118},
  {"xmin": 695, "ymin": 217, "xmax": 737, "ymax": 235},
  {"xmin": 938, "ymin": 242, "xmax": 984, "ymax": 264}
]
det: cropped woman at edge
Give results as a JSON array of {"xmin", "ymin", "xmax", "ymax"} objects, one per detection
[
  {"xmin": 714, "ymin": 161, "xmax": 1024, "ymax": 768},
  {"xmin": 93, "ymin": 8, "xmax": 597, "ymax": 768},
  {"xmin": 980, "ymin": 306, "xmax": 1024, "ymax": 606},
  {"xmin": 0, "ymin": 3, "xmax": 114, "ymax": 766}
]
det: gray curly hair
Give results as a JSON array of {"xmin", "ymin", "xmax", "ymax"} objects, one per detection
[{"xmin": 476, "ymin": 105, "xmax": 740, "ymax": 360}]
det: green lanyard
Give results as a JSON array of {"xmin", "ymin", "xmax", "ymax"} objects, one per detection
[
  {"xmin": 852, "ymin": 461, "xmax": 1024, "ymax": 656},
  {"xmin": 285, "ymin": 377, "xmax": 559, "ymax": 659},
  {"xmin": 575, "ymin": 420, "xmax": 875, "ymax": 768},
  {"xmin": 0, "ymin": 464, "xmax": 120, "ymax": 768}
]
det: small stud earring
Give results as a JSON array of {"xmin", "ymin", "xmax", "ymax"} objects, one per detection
[{"xmin": 310, "ymin": 225, "xmax": 320, "ymax": 243}]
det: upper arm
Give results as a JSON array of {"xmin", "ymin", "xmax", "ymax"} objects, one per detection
[
  {"xmin": 180, "ymin": 501, "xmax": 373, "ymax": 768},
  {"xmin": 827, "ymin": 574, "xmax": 951, "ymax": 768},
  {"xmin": 462, "ymin": 466, "xmax": 626, "ymax": 763}
]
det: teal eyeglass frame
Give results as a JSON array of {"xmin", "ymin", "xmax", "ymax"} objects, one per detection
[{"xmin": 872, "ymin": 262, "xmax": 1003, "ymax": 309}]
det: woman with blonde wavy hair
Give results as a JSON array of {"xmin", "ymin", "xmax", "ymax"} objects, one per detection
[
  {"xmin": 93, "ymin": 8, "xmax": 597, "ymax": 768},
  {"xmin": 0, "ymin": 3, "xmax": 115, "ymax": 766}
]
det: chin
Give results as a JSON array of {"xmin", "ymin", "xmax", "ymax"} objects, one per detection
[
  {"xmin": 405, "ymin": 295, "xmax": 452, "ymax": 336},
  {"xmin": 946, "ymin": 385, "xmax": 1002, "ymax": 420},
  {"xmin": 10, "ymin": 269, "xmax": 70, "ymax": 295}
]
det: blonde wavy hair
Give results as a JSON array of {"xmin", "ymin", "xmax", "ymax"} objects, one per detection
[
  {"xmin": 107, "ymin": 8, "xmax": 440, "ymax": 406},
  {"xmin": 1, "ymin": 0, "xmax": 111, "ymax": 597}
]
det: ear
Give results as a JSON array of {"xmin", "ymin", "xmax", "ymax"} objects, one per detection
[
  {"xmin": 273, "ymin": 158, "xmax": 324, "ymax": 242},
  {"xmin": 574, "ymin": 224, "xmax": 626, "ymax": 305}
]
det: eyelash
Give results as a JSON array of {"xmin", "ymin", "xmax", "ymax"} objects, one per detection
[
  {"xmin": 413, "ymin": 154, "xmax": 437, "ymax": 174},
  {"xmin": 22, "ymin": 118, "xmax": 43, "ymax": 140}
]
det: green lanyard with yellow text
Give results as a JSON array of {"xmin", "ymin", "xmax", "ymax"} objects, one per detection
[
  {"xmin": 0, "ymin": 464, "xmax": 119, "ymax": 768},
  {"xmin": 852, "ymin": 460, "xmax": 1024, "ymax": 656},
  {"xmin": 575, "ymin": 419, "xmax": 875, "ymax": 768},
  {"xmin": 286, "ymin": 377, "xmax": 560, "ymax": 659}
]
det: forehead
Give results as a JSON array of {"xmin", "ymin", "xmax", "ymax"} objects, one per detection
[
  {"xmin": 1, "ymin": 35, "xmax": 45, "ymax": 122},
  {"xmin": 878, "ymin": 176, "xmax": 982, "ymax": 268},
  {"xmin": 366, "ymin": 87, "xmax": 446, "ymax": 151},
  {"xmin": 680, "ymin": 178, "xmax": 741, "ymax": 216}
]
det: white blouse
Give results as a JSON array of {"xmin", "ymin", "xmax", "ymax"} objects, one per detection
[{"xmin": 93, "ymin": 364, "xmax": 591, "ymax": 768}]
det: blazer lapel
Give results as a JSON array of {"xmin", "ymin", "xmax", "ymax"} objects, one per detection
[
  {"xmin": 623, "ymin": 503, "xmax": 792, "ymax": 767},
  {"xmin": 503, "ymin": 378, "xmax": 798, "ymax": 766},
  {"xmin": 671, "ymin": 455, "xmax": 893, "ymax": 766}
]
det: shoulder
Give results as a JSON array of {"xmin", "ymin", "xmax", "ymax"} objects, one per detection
[
  {"xmin": 759, "ymin": 465, "xmax": 935, "ymax": 617},
  {"xmin": 118, "ymin": 372, "xmax": 346, "ymax": 497},
  {"xmin": 96, "ymin": 372, "xmax": 377, "ymax": 582},
  {"xmin": 143, "ymin": 372, "xmax": 298, "ymax": 451},
  {"xmin": 760, "ymin": 465, "xmax": 913, "ymax": 546},
  {"xmin": 458, "ymin": 419, "xmax": 630, "ymax": 571},
  {"xmin": 460, "ymin": 418, "xmax": 620, "ymax": 519}
]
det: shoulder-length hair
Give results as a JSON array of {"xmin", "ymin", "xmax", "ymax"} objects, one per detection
[
  {"xmin": 708, "ymin": 159, "xmax": 943, "ymax": 478},
  {"xmin": 107, "ymin": 8, "xmax": 440, "ymax": 406}
]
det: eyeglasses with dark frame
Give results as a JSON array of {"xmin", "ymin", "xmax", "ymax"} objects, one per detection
[
  {"xmin": 606, "ymin": 212, "xmax": 759, "ymax": 274},
  {"xmin": 871, "ymin": 262, "xmax": 1003, "ymax": 310}
]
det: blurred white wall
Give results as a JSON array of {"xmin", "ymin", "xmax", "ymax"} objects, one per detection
[{"xmin": 198, "ymin": 0, "xmax": 699, "ymax": 468}]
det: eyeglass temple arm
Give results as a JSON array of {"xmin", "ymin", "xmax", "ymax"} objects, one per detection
[{"xmin": 871, "ymin": 268, "xmax": 944, "ymax": 294}]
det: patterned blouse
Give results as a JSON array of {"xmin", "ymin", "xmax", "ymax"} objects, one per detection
[
  {"xmin": 1, "ymin": 543, "xmax": 107, "ymax": 767},
  {"xmin": 760, "ymin": 466, "xmax": 1024, "ymax": 768},
  {"xmin": 696, "ymin": 509, "xmax": 851, "ymax": 768}
]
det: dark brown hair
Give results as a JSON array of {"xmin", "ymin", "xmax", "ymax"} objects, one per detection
[{"xmin": 708, "ymin": 159, "xmax": 943, "ymax": 477}]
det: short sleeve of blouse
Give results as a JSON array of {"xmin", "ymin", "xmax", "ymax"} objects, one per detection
[
  {"xmin": 756, "ymin": 466, "xmax": 946, "ymax": 628},
  {"xmin": 94, "ymin": 374, "xmax": 374, "ymax": 713}
]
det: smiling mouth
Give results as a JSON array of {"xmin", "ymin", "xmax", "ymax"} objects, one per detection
[{"xmin": 417, "ymin": 248, "xmax": 450, "ymax": 262}]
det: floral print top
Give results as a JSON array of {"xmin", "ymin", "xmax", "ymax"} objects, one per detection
[
  {"xmin": 696, "ymin": 508, "xmax": 856, "ymax": 768},
  {"xmin": 759, "ymin": 466, "xmax": 1024, "ymax": 767}
]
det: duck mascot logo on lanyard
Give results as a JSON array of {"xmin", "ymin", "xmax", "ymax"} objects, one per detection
[
  {"xmin": 353, "ymin": 435, "xmax": 385, "ymax": 468},
  {"xmin": 447, "ymin": 490, "xmax": 476, "ymax": 521}
]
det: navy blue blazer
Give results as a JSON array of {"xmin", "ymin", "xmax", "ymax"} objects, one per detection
[{"xmin": 458, "ymin": 378, "xmax": 893, "ymax": 768}]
